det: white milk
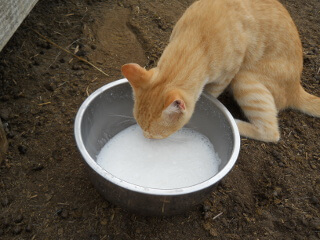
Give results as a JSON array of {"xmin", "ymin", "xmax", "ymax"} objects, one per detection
[{"xmin": 96, "ymin": 124, "xmax": 221, "ymax": 189}]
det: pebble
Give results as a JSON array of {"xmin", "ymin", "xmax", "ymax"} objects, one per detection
[
  {"xmin": 25, "ymin": 223, "xmax": 32, "ymax": 233},
  {"xmin": 300, "ymin": 217, "xmax": 309, "ymax": 226},
  {"xmin": 89, "ymin": 233, "xmax": 100, "ymax": 240},
  {"xmin": 0, "ymin": 108, "xmax": 10, "ymax": 120},
  {"xmin": 72, "ymin": 64, "xmax": 81, "ymax": 70},
  {"xmin": 3, "ymin": 217, "xmax": 9, "ymax": 228},
  {"xmin": 33, "ymin": 60, "xmax": 40, "ymax": 66},
  {"xmin": 14, "ymin": 214, "xmax": 23, "ymax": 223},
  {"xmin": 18, "ymin": 145, "xmax": 27, "ymax": 154},
  {"xmin": 310, "ymin": 196, "xmax": 319, "ymax": 205},
  {"xmin": 51, "ymin": 150, "xmax": 61, "ymax": 161},
  {"xmin": 75, "ymin": 50, "xmax": 87, "ymax": 57},
  {"xmin": 202, "ymin": 204, "xmax": 211, "ymax": 212},
  {"xmin": 57, "ymin": 208, "xmax": 69, "ymax": 219},
  {"xmin": 32, "ymin": 163, "xmax": 44, "ymax": 171},
  {"xmin": 45, "ymin": 193, "xmax": 53, "ymax": 202},
  {"xmin": 7, "ymin": 131, "xmax": 16, "ymax": 138},
  {"xmin": 100, "ymin": 218, "xmax": 108, "ymax": 226},
  {"xmin": 44, "ymin": 82, "xmax": 56, "ymax": 92},
  {"xmin": 204, "ymin": 212, "xmax": 212, "ymax": 219},
  {"xmin": 75, "ymin": 70, "xmax": 85, "ymax": 76},
  {"xmin": 82, "ymin": 64, "xmax": 89, "ymax": 70},
  {"xmin": 39, "ymin": 42, "xmax": 51, "ymax": 49},
  {"xmin": 58, "ymin": 228, "xmax": 64, "ymax": 235},
  {"xmin": 12, "ymin": 226, "xmax": 22, "ymax": 235},
  {"xmin": 1, "ymin": 196, "xmax": 10, "ymax": 207}
]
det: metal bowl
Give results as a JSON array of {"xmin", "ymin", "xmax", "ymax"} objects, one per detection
[{"xmin": 74, "ymin": 79, "xmax": 240, "ymax": 216}]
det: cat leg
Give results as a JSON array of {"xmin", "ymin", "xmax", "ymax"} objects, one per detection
[
  {"xmin": 231, "ymin": 73, "xmax": 280, "ymax": 142},
  {"xmin": 205, "ymin": 80, "xmax": 230, "ymax": 98}
]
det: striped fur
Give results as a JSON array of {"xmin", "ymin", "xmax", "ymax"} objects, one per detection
[{"xmin": 122, "ymin": 0, "xmax": 320, "ymax": 142}]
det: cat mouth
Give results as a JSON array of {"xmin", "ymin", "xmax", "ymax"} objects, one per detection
[{"xmin": 143, "ymin": 131, "xmax": 166, "ymax": 139}]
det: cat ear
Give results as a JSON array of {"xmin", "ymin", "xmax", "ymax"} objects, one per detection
[
  {"xmin": 163, "ymin": 91, "xmax": 186, "ymax": 118},
  {"xmin": 121, "ymin": 63, "xmax": 152, "ymax": 89}
]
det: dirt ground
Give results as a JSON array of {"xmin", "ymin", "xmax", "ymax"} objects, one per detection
[{"xmin": 0, "ymin": 0, "xmax": 319, "ymax": 239}]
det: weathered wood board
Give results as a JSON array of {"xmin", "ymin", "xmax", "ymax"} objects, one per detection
[{"xmin": 0, "ymin": 0, "xmax": 39, "ymax": 52}]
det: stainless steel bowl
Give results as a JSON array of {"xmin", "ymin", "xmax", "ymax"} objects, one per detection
[{"xmin": 74, "ymin": 79, "xmax": 240, "ymax": 215}]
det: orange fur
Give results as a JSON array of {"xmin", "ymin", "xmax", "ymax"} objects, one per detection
[{"xmin": 122, "ymin": 0, "xmax": 320, "ymax": 142}]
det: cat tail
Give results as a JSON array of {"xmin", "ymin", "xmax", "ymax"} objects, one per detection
[{"xmin": 292, "ymin": 86, "xmax": 320, "ymax": 118}]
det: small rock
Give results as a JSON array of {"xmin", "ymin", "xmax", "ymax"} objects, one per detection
[
  {"xmin": 72, "ymin": 209, "xmax": 83, "ymax": 219},
  {"xmin": 1, "ymin": 196, "xmax": 10, "ymax": 207},
  {"xmin": 39, "ymin": 42, "xmax": 51, "ymax": 49},
  {"xmin": 202, "ymin": 204, "xmax": 211, "ymax": 212},
  {"xmin": 300, "ymin": 217, "xmax": 309, "ymax": 226},
  {"xmin": 57, "ymin": 208, "xmax": 69, "ymax": 219},
  {"xmin": 72, "ymin": 64, "xmax": 81, "ymax": 70},
  {"xmin": 75, "ymin": 70, "xmax": 85, "ymax": 76},
  {"xmin": 209, "ymin": 228, "xmax": 218, "ymax": 237},
  {"xmin": 14, "ymin": 214, "xmax": 23, "ymax": 223},
  {"xmin": 25, "ymin": 223, "xmax": 32, "ymax": 232},
  {"xmin": 18, "ymin": 145, "xmax": 27, "ymax": 154},
  {"xmin": 310, "ymin": 196, "xmax": 319, "ymax": 205},
  {"xmin": 0, "ymin": 108, "xmax": 10, "ymax": 120},
  {"xmin": 32, "ymin": 163, "xmax": 44, "ymax": 171},
  {"xmin": 3, "ymin": 217, "xmax": 10, "ymax": 228},
  {"xmin": 82, "ymin": 64, "xmax": 89, "ymax": 70},
  {"xmin": 204, "ymin": 212, "xmax": 212, "ymax": 219},
  {"xmin": 12, "ymin": 226, "xmax": 22, "ymax": 235},
  {"xmin": 100, "ymin": 218, "xmax": 108, "ymax": 226},
  {"xmin": 75, "ymin": 50, "xmax": 87, "ymax": 57},
  {"xmin": 58, "ymin": 228, "xmax": 63, "ymax": 235},
  {"xmin": 44, "ymin": 82, "xmax": 55, "ymax": 92},
  {"xmin": 51, "ymin": 150, "xmax": 61, "ymax": 161},
  {"xmin": 310, "ymin": 164, "xmax": 317, "ymax": 170},
  {"xmin": 221, "ymin": 218, "xmax": 228, "ymax": 226},
  {"xmin": 45, "ymin": 193, "xmax": 53, "ymax": 202},
  {"xmin": 7, "ymin": 131, "xmax": 17, "ymax": 139},
  {"xmin": 61, "ymin": 210, "xmax": 69, "ymax": 219},
  {"xmin": 89, "ymin": 233, "xmax": 100, "ymax": 240}
]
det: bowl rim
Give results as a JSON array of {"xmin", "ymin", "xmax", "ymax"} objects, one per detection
[{"xmin": 74, "ymin": 78, "xmax": 240, "ymax": 196}]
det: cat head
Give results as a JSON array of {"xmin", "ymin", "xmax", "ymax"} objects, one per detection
[{"xmin": 122, "ymin": 63, "xmax": 191, "ymax": 139}]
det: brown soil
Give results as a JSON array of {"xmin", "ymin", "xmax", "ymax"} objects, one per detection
[{"xmin": 0, "ymin": 0, "xmax": 319, "ymax": 239}]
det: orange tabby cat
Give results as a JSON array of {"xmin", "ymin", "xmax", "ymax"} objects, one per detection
[{"xmin": 121, "ymin": 0, "xmax": 320, "ymax": 142}]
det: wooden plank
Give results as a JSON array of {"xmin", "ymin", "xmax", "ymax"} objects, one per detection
[{"xmin": 0, "ymin": 0, "xmax": 39, "ymax": 52}]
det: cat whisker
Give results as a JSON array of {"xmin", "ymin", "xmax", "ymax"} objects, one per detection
[
  {"xmin": 107, "ymin": 114, "xmax": 135, "ymax": 119},
  {"xmin": 185, "ymin": 126, "xmax": 200, "ymax": 131},
  {"xmin": 114, "ymin": 119, "xmax": 136, "ymax": 128}
]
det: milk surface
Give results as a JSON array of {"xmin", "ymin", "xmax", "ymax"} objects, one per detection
[{"xmin": 96, "ymin": 124, "xmax": 221, "ymax": 189}]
